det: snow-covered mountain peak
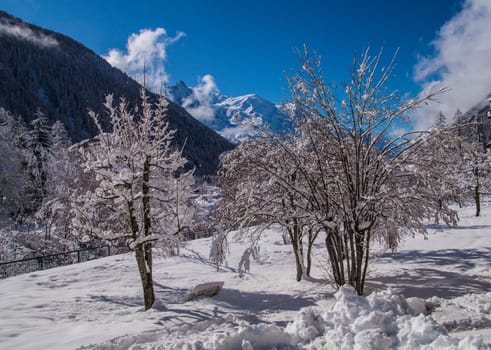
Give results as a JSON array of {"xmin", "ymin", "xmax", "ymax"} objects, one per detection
[
  {"xmin": 168, "ymin": 80, "xmax": 193, "ymax": 103},
  {"xmin": 219, "ymin": 94, "xmax": 277, "ymax": 115},
  {"xmin": 167, "ymin": 81, "xmax": 288, "ymax": 143}
]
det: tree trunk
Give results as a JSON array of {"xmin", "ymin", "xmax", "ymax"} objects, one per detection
[
  {"xmin": 325, "ymin": 230, "xmax": 344, "ymax": 286},
  {"xmin": 293, "ymin": 247, "xmax": 304, "ymax": 281},
  {"xmin": 360, "ymin": 230, "xmax": 371, "ymax": 296},
  {"xmin": 135, "ymin": 243, "xmax": 155, "ymax": 310},
  {"xmin": 474, "ymin": 166, "xmax": 480, "ymax": 217},
  {"xmin": 305, "ymin": 228, "xmax": 319, "ymax": 278},
  {"xmin": 138, "ymin": 156, "xmax": 155, "ymax": 310},
  {"xmin": 142, "ymin": 157, "xmax": 151, "ymax": 236},
  {"xmin": 45, "ymin": 223, "xmax": 50, "ymax": 240},
  {"xmin": 127, "ymin": 157, "xmax": 156, "ymax": 311},
  {"xmin": 282, "ymin": 231, "xmax": 290, "ymax": 245},
  {"xmin": 475, "ymin": 185, "xmax": 481, "ymax": 217},
  {"xmin": 289, "ymin": 224, "xmax": 304, "ymax": 281},
  {"xmin": 306, "ymin": 249, "xmax": 312, "ymax": 277},
  {"xmin": 306, "ymin": 235, "xmax": 313, "ymax": 278},
  {"xmin": 354, "ymin": 232, "xmax": 364, "ymax": 295}
]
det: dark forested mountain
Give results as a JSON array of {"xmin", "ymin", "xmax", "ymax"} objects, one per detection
[
  {"xmin": 0, "ymin": 11, "xmax": 234, "ymax": 175},
  {"xmin": 453, "ymin": 95, "xmax": 491, "ymax": 148}
]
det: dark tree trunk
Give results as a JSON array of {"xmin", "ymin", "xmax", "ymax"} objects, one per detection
[
  {"xmin": 45, "ymin": 223, "xmax": 50, "ymax": 240},
  {"xmin": 292, "ymin": 245, "xmax": 304, "ymax": 281},
  {"xmin": 139, "ymin": 157, "xmax": 155, "ymax": 310},
  {"xmin": 135, "ymin": 243, "xmax": 154, "ymax": 310},
  {"xmin": 306, "ymin": 251, "xmax": 312, "ymax": 277},
  {"xmin": 474, "ymin": 166, "xmax": 481, "ymax": 217},
  {"xmin": 354, "ymin": 232, "xmax": 364, "ymax": 295},
  {"xmin": 282, "ymin": 232, "xmax": 290, "ymax": 245},
  {"xmin": 325, "ymin": 230, "xmax": 344, "ymax": 286},
  {"xmin": 305, "ymin": 228, "xmax": 319, "ymax": 278},
  {"xmin": 128, "ymin": 156, "xmax": 156, "ymax": 311},
  {"xmin": 360, "ymin": 230, "xmax": 371, "ymax": 295},
  {"xmin": 290, "ymin": 224, "xmax": 304, "ymax": 282},
  {"xmin": 142, "ymin": 157, "xmax": 151, "ymax": 237},
  {"xmin": 475, "ymin": 185, "xmax": 481, "ymax": 217},
  {"xmin": 306, "ymin": 239, "xmax": 312, "ymax": 278}
]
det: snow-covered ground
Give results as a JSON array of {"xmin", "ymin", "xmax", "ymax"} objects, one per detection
[{"xmin": 0, "ymin": 205, "xmax": 490, "ymax": 349}]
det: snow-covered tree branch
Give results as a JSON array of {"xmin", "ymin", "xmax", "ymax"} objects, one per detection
[
  {"xmin": 218, "ymin": 47, "xmax": 459, "ymax": 295},
  {"xmin": 70, "ymin": 91, "xmax": 195, "ymax": 310}
]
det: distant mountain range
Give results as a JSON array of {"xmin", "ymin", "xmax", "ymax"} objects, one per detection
[
  {"xmin": 0, "ymin": 11, "xmax": 233, "ymax": 175},
  {"xmin": 168, "ymin": 81, "xmax": 290, "ymax": 143}
]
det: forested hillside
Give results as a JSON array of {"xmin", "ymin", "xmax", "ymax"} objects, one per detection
[{"xmin": 0, "ymin": 11, "xmax": 234, "ymax": 176}]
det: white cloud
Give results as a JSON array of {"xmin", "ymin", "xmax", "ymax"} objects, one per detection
[
  {"xmin": 219, "ymin": 125, "xmax": 252, "ymax": 143},
  {"xmin": 103, "ymin": 28, "xmax": 185, "ymax": 94},
  {"xmin": 182, "ymin": 74, "xmax": 219, "ymax": 122},
  {"xmin": 0, "ymin": 19, "xmax": 58, "ymax": 47},
  {"xmin": 412, "ymin": 0, "xmax": 491, "ymax": 130}
]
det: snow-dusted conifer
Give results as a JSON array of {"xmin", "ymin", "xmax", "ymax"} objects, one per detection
[
  {"xmin": 36, "ymin": 121, "xmax": 76, "ymax": 239},
  {"xmin": 452, "ymin": 117, "xmax": 491, "ymax": 217},
  {"xmin": 407, "ymin": 115, "xmax": 464, "ymax": 222},
  {"xmin": 0, "ymin": 109, "xmax": 31, "ymax": 224},
  {"xmin": 25, "ymin": 109, "xmax": 51, "ymax": 212}
]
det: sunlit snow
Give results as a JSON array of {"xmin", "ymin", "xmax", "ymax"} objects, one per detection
[{"xmin": 0, "ymin": 205, "xmax": 490, "ymax": 349}]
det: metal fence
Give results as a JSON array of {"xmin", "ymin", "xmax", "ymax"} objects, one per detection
[{"xmin": 0, "ymin": 245, "xmax": 130, "ymax": 279}]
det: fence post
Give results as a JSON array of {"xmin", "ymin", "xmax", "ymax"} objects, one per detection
[
  {"xmin": 37, "ymin": 256, "xmax": 43, "ymax": 270},
  {"xmin": 107, "ymin": 246, "xmax": 111, "ymax": 256},
  {"xmin": 77, "ymin": 250, "xmax": 80, "ymax": 263}
]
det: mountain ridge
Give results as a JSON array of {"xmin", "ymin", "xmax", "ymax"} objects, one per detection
[
  {"xmin": 168, "ymin": 80, "xmax": 289, "ymax": 143},
  {"xmin": 0, "ymin": 11, "xmax": 234, "ymax": 175}
]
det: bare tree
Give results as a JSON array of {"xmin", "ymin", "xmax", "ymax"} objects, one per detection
[
  {"xmin": 218, "ymin": 137, "xmax": 317, "ymax": 281},
  {"xmin": 285, "ymin": 47, "xmax": 459, "ymax": 294},
  {"xmin": 218, "ymin": 47, "xmax": 458, "ymax": 295},
  {"xmin": 70, "ymin": 91, "xmax": 195, "ymax": 310}
]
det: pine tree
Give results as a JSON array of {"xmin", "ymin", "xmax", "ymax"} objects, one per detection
[
  {"xmin": 450, "ymin": 111, "xmax": 491, "ymax": 216},
  {"xmin": 26, "ymin": 109, "xmax": 51, "ymax": 212},
  {"xmin": 0, "ymin": 108, "xmax": 30, "ymax": 224},
  {"xmin": 36, "ymin": 121, "xmax": 76, "ymax": 239}
]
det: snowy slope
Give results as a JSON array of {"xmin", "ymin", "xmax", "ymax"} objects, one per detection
[
  {"xmin": 0, "ymin": 205, "xmax": 490, "ymax": 349},
  {"xmin": 168, "ymin": 81, "xmax": 288, "ymax": 143}
]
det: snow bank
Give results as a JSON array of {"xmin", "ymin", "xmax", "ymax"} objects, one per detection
[
  {"xmin": 170, "ymin": 286, "xmax": 490, "ymax": 350},
  {"xmin": 285, "ymin": 285, "xmax": 489, "ymax": 350},
  {"xmin": 95, "ymin": 316, "xmax": 296, "ymax": 350},
  {"xmin": 205, "ymin": 322, "xmax": 293, "ymax": 350},
  {"xmin": 432, "ymin": 292, "xmax": 491, "ymax": 335}
]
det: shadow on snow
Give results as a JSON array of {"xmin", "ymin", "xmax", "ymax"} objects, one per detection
[{"xmin": 369, "ymin": 247, "xmax": 491, "ymax": 298}]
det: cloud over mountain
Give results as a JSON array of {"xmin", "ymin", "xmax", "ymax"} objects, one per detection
[
  {"xmin": 103, "ymin": 28, "xmax": 185, "ymax": 94},
  {"xmin": 182, "ymin": 75, "xmax": 219, "ymax": 122},
  {"xmin": 413, "ymin": 0, "xmax": 491, "ymax": 129},
  {"xmin": 0, "ymin": 16, "xmax": 58, "ymax": 47}
]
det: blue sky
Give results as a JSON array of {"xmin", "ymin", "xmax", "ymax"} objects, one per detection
[{"xmin": 1, "ymin": 0, "xmax": 490, "ymax": 128}]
